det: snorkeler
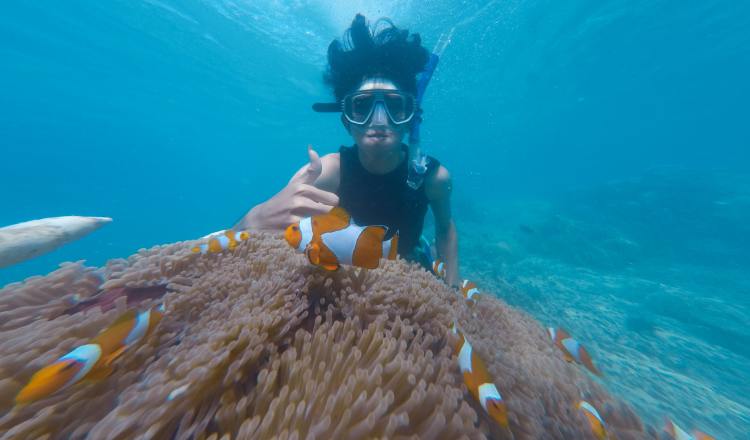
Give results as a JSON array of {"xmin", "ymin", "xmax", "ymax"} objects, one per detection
[{"xmin": 236, "ymin": 14, "xmax": 459, "ymax": 286}]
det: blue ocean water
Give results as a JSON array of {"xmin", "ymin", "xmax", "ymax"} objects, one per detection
[{"xmin": 1, "ymin": 1, "xmax": 748, "ymax": 438}]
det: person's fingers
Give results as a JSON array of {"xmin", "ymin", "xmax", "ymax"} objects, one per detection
[
  {"xmin": 295, "ymin": 144, "xmax": 322, "ymax": 185},
  {"xmin": 287, "ymin": 214, "xmax": 301, "ymax": 225},
  {"xmin": 291, "ymin": 198, "xmax": 335, "ymax": 218},
  {"xmin": 299, "ymin": 184, "xmax": 339, "ymax": 206}
]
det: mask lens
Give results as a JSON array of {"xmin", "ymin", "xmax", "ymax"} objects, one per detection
[
  {"xmin": 348, "ymin": 93, "xmax": 375, "ymax": 123},
  {"xmin": 384, "ymin": 93, "xmax": 413, "ymax": 123}
]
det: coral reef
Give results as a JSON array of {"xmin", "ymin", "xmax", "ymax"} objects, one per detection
[{"xmin": 0, "ymin": 233, "xmax": 653, "ymax": 439}]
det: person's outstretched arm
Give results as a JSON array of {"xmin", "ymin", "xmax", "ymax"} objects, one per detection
[
  {"xmin": 427, "ymin": 165, "xmax": 459, "ymax": 287},
  {"xmin": 235, "ymin": 146, "xmax": 340, "ymax": 231}
]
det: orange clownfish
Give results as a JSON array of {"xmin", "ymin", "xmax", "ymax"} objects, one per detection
[
  {"xmin": 548, "ymin": 327, "xmax": 602, "ymax": 377},
  {"xmin": 284, "ymin": 207, "xmax": 349, "ymax": 253},
  {"xmin": 90, "ymin": 305, "xmax": 164, "ymax": 368},
  {"xmin": 578, "ymin": 401, "xmax": 609, "ymax": 440},
  {"xmin": 433, "ymin": 259, "xmax": 446, "ymax": 278},
  {"xmin": 192, "ymin": 230, "xmax": 249, "ymax": 254},
  {"xmin": 460, "ymin": 279, "xmax": 480, "ymax": 302},
  {"xmin": 450, "ymin": 323, "xmax": 509, "ymax": 428},
  {"xmin": 665, "ymin": 419, "xmax": 715, "ymax": 440},
  {"xmin": 285, "ymin": 207, "xmax": 398, "ymax": 271},
  {"xmin": 14, "ymin": 343, "xmax": 102, "ymax": 405},
  {"xmin": 15, "ymin": 305, "xmax": 164, "ymax": 405}
]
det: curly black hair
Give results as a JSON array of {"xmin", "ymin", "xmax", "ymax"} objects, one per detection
[{"xmin": 324, "ymin": 14, "xmax": 429, "ymax": 101}]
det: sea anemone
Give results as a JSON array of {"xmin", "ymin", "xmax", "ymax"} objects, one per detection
[{"xmin": 0, "ymin": 233, "xmax": 653, "ymax": 439}]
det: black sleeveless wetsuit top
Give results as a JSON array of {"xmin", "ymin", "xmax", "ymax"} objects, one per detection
[{"xmin": 338, "ymin": 144, "xmax": 440, "ymax": 262}]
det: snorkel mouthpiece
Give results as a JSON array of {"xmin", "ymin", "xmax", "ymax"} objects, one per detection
[{"xmin": 407, "ymin": 152, "xmax": 429, "ymax": 190}]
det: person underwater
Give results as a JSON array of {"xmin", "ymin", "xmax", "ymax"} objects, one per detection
[{"xmin": 234, "ymin": 14, "xmax": 459, "ymax": 286}]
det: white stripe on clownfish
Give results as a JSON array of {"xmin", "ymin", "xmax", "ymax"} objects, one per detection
[
  {"xmin": 433, "ymin": 260, "xmax": 445, "ymax": 277},
  {"xmin": 320, "ymin": 223, "xmax": 390, "ymax": 265},
  {"xmin": 671, "ymin": 425, "xmax": 693, "ymax": 440},
  {"xmin": 320, "ymin": 223, "xmax": 366, "ymax": 265},
  {"xmin": 194, "ymin": 243, "xmax": 208, "ymax": 253},
  {"xmin": 478, "ymin": 382, "xmax": 503, "ymax": 411},
  {"xmin": 461, "ymin": 279, "xmax": 480, "ymax": 301},
  {"xmin": 457, "ymin": 337, "xmax": 474, "ymax": 373},
  {"xmin": 578, "ymin": 400, "xmax": 609, "ymax": 440},
  {"xmin": 59, "ymin": 344, "xmax": 103, "ymax": 387},
  {"xmin": 579, "ymin": 401, "xmax": 605, "ymax": 425},
  {"xmin": 297, "ymin": 216, "xmax": 314, "ymax": 252},
  {"xmin": 562, "ymin": 338, "xmax": 583, "ymax": 363},
  {"xmin": 123, "ymin": 309, "xmax": 151, "ymax": 346},
  {"xmin": 665, "ymin": 419, "xmax": 707, "ymax": 440},
  {"xmin": 217, "ymin": 235, "xmax": 230, "ymax": 249}
]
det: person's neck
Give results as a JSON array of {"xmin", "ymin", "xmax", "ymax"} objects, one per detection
[{"xmin": 357, "ymin": 144, "xmax": 406, "ymax": 175}]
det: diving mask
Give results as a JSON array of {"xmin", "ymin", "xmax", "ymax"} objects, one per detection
[
  {"xmin": 343, "ymin": 89, "xmax": 416, "ymax": 125},
  {"xmin": 312, "ymin": 90, "xmax": 417, "ymax": 126}
]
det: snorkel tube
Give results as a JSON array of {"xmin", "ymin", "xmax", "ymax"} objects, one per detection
[{"xmin": 407, "ymin": 28, "xmax": 454, "ymax": 189}]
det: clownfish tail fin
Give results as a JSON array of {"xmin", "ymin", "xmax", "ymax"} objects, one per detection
[
  {"xmin": 382, "ymin": 231, "xmax": 399, "ymax": 260},
  {"xmin": 306, "ymin": 242, "xmax": 321, "ymax": 265}
]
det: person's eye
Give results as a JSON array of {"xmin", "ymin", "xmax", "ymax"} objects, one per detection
[
  {"xmin": 385, "ymin": 95, "xmax": 406, "ymax": 115},
  {"xmin": 352, "ymin": 95, "xmax": 374, "ymax": 113}
]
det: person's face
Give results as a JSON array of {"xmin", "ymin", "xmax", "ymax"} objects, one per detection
[{"xmin": 345, "ymin": 77, "xmax": 410, "ymax": 153}]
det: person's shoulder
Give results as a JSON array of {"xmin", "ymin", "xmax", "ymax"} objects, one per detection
[{"xmin": 425, "ymin": 162, "xmax": 451, "ymax": 201}]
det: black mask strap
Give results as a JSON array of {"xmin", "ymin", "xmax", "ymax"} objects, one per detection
[{"xmin": 312, "ymin": 102, "xmax": 342, "ymax": 112}]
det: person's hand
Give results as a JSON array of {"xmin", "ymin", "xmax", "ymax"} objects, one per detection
[{"xmin": 238, "ymin": 146, "xmax": 339, "ymax": 231}]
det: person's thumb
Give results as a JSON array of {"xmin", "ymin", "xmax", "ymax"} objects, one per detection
[{"xmin": 299, "ymin": 144, "xmax": 322, "ymax": 184}]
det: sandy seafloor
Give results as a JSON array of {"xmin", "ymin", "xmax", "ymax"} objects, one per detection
[{"xmin": 454, "ymin": 170, "xmax": 750, "ymax": 438}]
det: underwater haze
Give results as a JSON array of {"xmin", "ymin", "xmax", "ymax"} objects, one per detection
[{"xmin": 2, "ymin": 0, "xmax": 749, "ymax": 438}]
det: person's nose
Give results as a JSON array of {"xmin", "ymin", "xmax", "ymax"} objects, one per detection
[{"xmin": 369, "ymin": 101, "xmax": 389, "ymax": 127}]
